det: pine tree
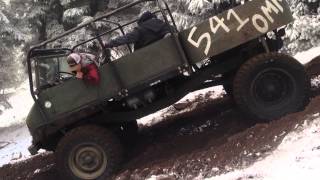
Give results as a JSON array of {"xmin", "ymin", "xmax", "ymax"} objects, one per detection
[
  {"xmin": 0, "ymin": 0, "xmax": 30, "ymax": 90},
  {"xmin": 0, "ymin": 0, "xmax": 53, "ymax": 107},
  {"xmin": 284, "ymin": 0, "xmax": 320, "ymax": 54}
]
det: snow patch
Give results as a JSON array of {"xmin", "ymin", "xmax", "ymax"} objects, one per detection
[
  {"xmin": 138, "ymin": 86, "xmax": 224, "ymax": 127},
  {"xmin": 294, "ymin": 46, "xmax": 320, "ymax": 65},
  {"xmin": 0, "ymin": 80, "xmax": 33, "ymax": 167},
  {"xmin": 34, "ymin": 168, "xmax": 41, "ymax": 174},
  {"xmin": 3, "ymin": 0, "xmax": 10, "ymax": 5},
  {"xmin": 0, "ymin": 81, "xmax": 33, "ymax": 128},
  {"xmin": 148, "ymin": 174, "xmax": 171, "ymax": 180},
  {"xmin": 208, "ymin": 117, "xmax": 320, "ymax": 180},
  {"xmin": 311, "ymin": 75, "xmax": 320, "ymax": 88},
  {"xmin": 0, "ymin": 125, "xmax": 31, "ymax": 167}
]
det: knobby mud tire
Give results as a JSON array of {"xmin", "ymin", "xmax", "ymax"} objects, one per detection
[
  {"xmin": 233, "ymin": 52, "xmax": 310, "ymax": 120},
  {"xmin": 55, "ymin": 125, "xmax": 123, "ymax": 180}
]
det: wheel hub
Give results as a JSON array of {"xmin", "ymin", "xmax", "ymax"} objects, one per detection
[
  {"xmin": 69, "ymin": 144, "xmax": 108, "ymax": 179},
  {"xmin": 251, "ymin": 68, "xmax": 294, "ymax": 104}
]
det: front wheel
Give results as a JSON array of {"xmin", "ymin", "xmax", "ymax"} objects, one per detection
[
  {"xmin": 55, "ymin": 125, "xmax": 123, "ymax": 180},
  {"xmin": 233, "ymin": 53, "xmax": 310, "ymax": 120}
]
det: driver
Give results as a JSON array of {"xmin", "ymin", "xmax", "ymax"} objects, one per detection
[{"xmin": 67, "ymin": 53, "xmax": 100, "ymax": 85}]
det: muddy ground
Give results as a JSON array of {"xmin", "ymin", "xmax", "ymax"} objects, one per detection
[{"xmin": 1, "ymin": 85, "xmax": 320, "ymax": 180}]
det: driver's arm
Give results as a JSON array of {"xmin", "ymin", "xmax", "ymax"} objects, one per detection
[{"xmin": 105, "ymin": 28, "xmax": 140, "ymax": 48}]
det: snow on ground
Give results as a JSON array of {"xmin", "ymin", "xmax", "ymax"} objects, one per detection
[
  {"xmin": 294, "ymin": 46, "xmax": 320, "ymax": 65},
  {"xmin": 0, "ymin": 81, "xmax": 33, "ymax": 128},
  {"xmin": 138, "ymin": 86, "xmax": 224, "ymax": 127},
  {"xmin": 3, "ymin": 0, "xmax": 10, "ymax": 5},
  {"xmin": 146, "ymin": 115, "xmax": 320, "ymax": 180},
  {"xmin": 0, "ymin": 80, "xmax": 33, "ymax": 167},
  {"xmin": 207, "ymin": 115, "xmax": 320, "ymax": 180},
  {"xmin": 0, "ymin": 126, "xmax": 31, "ymax": 167}
]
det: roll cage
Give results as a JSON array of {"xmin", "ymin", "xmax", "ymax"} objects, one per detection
[{"xmin": 27, "ymin": 0, "xmax": 182, "ymax": 120}]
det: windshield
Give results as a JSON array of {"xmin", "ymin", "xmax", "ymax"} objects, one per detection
[{"xmin": 33, "ymin": 54, "xmax": 72, "ymax": 90}]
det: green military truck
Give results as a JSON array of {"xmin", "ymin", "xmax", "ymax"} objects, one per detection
[{"xmin": 26, "ymin": 0, "xmax": 310, "ymax": 179}]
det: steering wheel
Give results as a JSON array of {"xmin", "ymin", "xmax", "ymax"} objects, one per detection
[{"xmin": 56, "ymin": 71, "xmax": 76, "ymax": 82}]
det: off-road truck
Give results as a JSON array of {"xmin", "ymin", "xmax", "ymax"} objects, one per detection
[{"xmin": 26, "ymin": 0, "xmax": 310, "ymax": 179}]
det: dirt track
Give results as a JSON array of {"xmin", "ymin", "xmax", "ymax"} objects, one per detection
[{"xmin": 0, "ymin": 85, "xmax": 320, "ymax": 180}]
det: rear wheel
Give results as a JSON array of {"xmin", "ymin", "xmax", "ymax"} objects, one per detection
[
  {"xmin": 233, "ymin": 53, "xmax": 310, "ymax": 120},
  {"xmin": 55, "ymin": 125, "xmax": 122, "ymax": 180}
]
